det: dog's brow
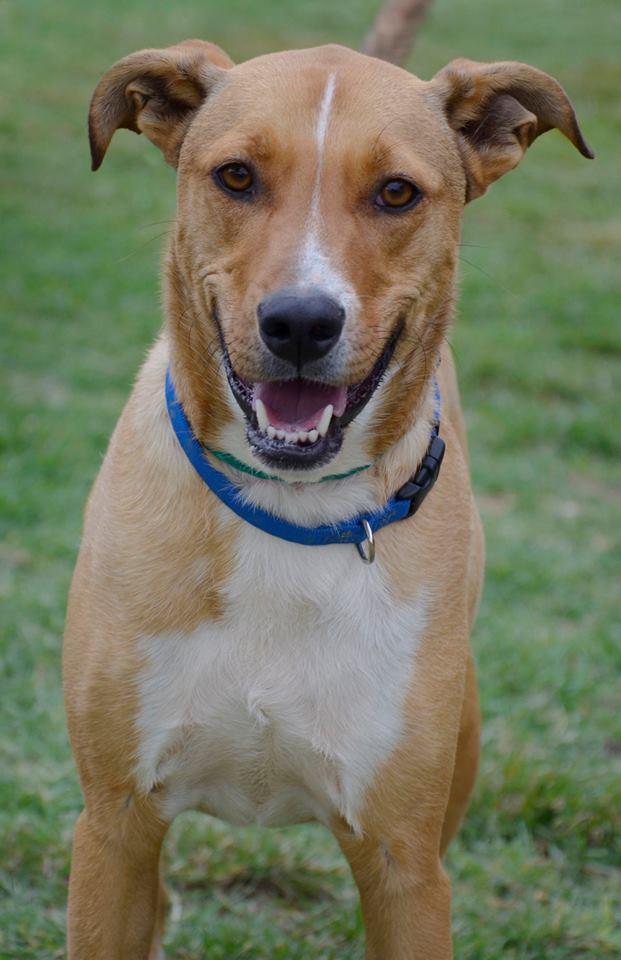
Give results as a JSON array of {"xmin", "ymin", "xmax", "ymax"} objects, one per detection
[
  {"xmin": 370, "ymin": 135, "xmax": 445, "ymax": 194},
  {"xmin": 195, "ymin": 130, "xmax": 276, "ymax": 170}
]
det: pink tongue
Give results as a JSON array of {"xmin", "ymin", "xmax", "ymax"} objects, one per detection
[{"xmin": 254, "ymin": 379, "xmax": 347, "ymax": 430}]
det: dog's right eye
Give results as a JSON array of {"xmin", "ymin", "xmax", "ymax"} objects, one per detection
[{"xmin": 214, "ymin": 162, "xmax": 254, "ymax": 196}]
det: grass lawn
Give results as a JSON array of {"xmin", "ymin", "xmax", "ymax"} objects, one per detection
[{"xmin": 1, "ymin": 0, "xmax": 620, "ymax": 956}]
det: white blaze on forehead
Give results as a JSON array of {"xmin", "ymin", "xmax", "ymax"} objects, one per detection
[
  {"xmin": 315, "ymin": 71, "xmax": 336, "ymax": 155},
  {"xmin": 299, "ymin": 73, "xmax": 358, "ymax": 316}
]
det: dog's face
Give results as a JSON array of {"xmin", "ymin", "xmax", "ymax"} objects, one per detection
[
  {"xmin": 174, "ymin": 47, "xmax": 466, "ymax": 473},
  {"xmin": 90, "ymin": 42, "xmax": 591, "ymax": 476}
]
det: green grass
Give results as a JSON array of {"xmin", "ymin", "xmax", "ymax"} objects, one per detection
[{"xmin": 1, "ymin": 0, "xmax": 620, "ymax": 956}]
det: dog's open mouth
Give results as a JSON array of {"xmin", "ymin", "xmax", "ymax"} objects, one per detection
[{"xmin": 222, "ymin": 328, "xmax": 401, "ymax": 470}]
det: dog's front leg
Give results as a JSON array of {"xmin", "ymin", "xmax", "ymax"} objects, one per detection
[
  {"xmin": 337, "ymin": 827, "xmax": 452, "ymax": 960},
  {"xmin": 67, "ymin": 795, "xmax": 168, "ymax": 960},
  {"xmin": 332, "ymin": 629, "xmax": 468, "ymax": 959}
]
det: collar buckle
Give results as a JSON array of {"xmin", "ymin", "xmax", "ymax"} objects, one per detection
[{"xmin": 395, "ymin": 434, "xmax": 446, "ymax": 519}]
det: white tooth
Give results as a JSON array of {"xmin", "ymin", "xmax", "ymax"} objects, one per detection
[
  {"xmin": 285, "ymin": 432, "xmax": 298, "ymax": 444},
  {"xmin": 267, "ymin": 425, "xmax": 276, "ymax": 439},
  {"xmin": 255, "ymin": 398, "xmax": 269, "ymax": 432},
  {"xmin": 276, "ymin": 430, "xmax": 286, "ymax": 440},
  {"xmin": 317, "ymin": 404, "xmax": 333, "ymax": 438},
  {"xmin": 298, "ymin": 430, "xmax": 309, "ymax": 444},
  {"xmin": 308, "ymin": 429, "xmax": 319, "ymax": 443}
]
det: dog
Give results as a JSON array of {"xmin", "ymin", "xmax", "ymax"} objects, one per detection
[{"xmin": 64, "ymin": 33, "xmax": 592, "ymax": 959}]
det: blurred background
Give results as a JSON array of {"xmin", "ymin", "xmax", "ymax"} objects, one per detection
[{"xmin": 1, "ymin": 1, "xmax": 620, "ymax": 957}]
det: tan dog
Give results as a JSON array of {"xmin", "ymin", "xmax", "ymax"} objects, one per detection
[{"xmin": 64, "ymin": 38, "xmax": 591, "ymax": 959}]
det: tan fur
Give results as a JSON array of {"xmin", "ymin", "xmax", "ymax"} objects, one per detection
[{"xmin": 65, "ymin": 40, "xmax": 591, "ymax": 959}]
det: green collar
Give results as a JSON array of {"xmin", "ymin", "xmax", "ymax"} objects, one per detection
[{"xmin": 205, "ymin": 445, "xmax": 373, "ymax": 484}]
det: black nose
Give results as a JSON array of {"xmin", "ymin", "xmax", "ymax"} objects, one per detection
[{"xmin": 258, "ymin": 286, "xmax": 345, "ymax": 368}]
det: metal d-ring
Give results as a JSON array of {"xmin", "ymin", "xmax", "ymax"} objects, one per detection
[{"xmin": 356, "ymin": 519, "xmax": 376, "ymax": 564}]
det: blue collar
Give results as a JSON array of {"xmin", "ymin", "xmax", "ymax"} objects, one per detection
[{"xmin": 165, "ymin": 369, "xmax": 445, "ymax": 562}]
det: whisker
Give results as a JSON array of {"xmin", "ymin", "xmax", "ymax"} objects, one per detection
[
  {"xmin": 115, "ymin": 232, "xmax": 169, "ymax": 264},
  {"xmin": 458, "ymin": 254, "xmax": 514, "ymax": 295},
  {"xmin": 137, "ymin": 218, "xmax": 178, "ymax": 229}
]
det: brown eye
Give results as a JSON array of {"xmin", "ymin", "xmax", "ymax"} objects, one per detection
[
  {"xmin": 376, "ymin": 178, "xmax": 421, "ymax": 211},
  {"xmin": 215, "ymin": 162, "xmax": 254, "ymax": 195}
]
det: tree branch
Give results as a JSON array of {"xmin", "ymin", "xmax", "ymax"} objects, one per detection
[{"xmin": 363, "ymin": 0, "xmax": 435, "ymax": 67}]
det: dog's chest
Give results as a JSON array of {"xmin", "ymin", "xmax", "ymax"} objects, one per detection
[{"xmin": 135, "ymin": 529, "xmax": 428, "ymax": 830}]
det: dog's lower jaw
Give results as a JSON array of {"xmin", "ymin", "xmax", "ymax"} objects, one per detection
[{"xmin": 206, "ymin": 363, "xmax": 440, "ymax": 529}]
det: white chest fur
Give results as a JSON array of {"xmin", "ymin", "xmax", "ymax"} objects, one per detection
[{"xmin": 135, "ymin": 525, "xmax": 428, "ymax": 832}]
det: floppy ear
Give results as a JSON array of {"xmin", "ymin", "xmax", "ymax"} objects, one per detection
[
  {"xmin": 429, "ymin": 58, "xmax": 593, "ymax": 200},
  {"xmin": 88, "ymin": 39, "xmax": 234, "ymax": 171}
]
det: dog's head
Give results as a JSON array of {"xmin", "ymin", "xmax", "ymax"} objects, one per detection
[{"xmin": 89, "ymin": 42, "xmax": 591, "ymax": 476}]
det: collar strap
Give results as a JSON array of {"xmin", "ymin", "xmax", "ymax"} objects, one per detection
[{"xmin": 165, "ymin": 369, "xmax": 445, "ymax": 557}]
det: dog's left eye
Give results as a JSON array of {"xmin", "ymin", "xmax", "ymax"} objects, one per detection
[
  {"xmin": 375, "ymin": 178, "xmax": 422, "ymax": 211},
  {"xmin": 215, "ymin": 162, "xmax": 254, "ymax": 195}
]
